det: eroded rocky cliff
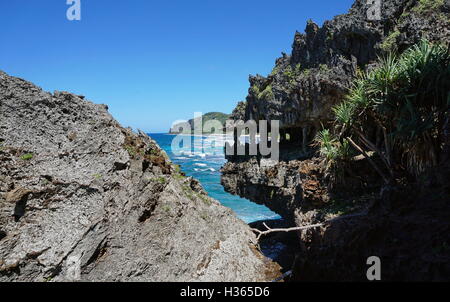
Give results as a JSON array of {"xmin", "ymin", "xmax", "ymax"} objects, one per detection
[
  {"xmin": 0, "ymin": 71, "xmax": 280, "ymax": 282},
  {"xmin": 224, "ymin": 0, "xmax": 449, "ymax": 222},
  {"xmin": 242, "ymin": 0, "xmax": 449, "ymax": 135},
  {"xmin": 222, "ymin": 0, "xmax": 450, "ymax": 281}
]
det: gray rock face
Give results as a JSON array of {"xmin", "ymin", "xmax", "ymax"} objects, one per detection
[
  {"xmin": 230, "ymin": 101, "xmax": 247, "ymax": 121},
  {"xmin": 225, "ymin": 0, "xmax": 450, "ymax": 216},
  {"xmin": 221, "ymin": 158, "xmax": 331, "ymax": 224},
  {"xmin": 221, "ymin": 0, "xmax": 450, "ymax": 281},
  {"xmin": 0, "ymin": 71, "xmax": 280, "ymax": 282},
  {"xmin": 238, "ymin": 0, "xmax": 449, "ymax": 131}
]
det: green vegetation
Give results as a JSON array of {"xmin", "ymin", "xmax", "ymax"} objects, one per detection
[
  {"xmin": 355, "ymin": 65, "xmax": 364, "ymax": 77},
  {"xmin": 174, "ymin": 173, "xmax": 185, "ymax": 180},
  {"xmin": 284, "ymin": 64, "xmax": 301, "ymax": 78},
  {"xmin": 148, "ymin": 148, "xmax": 160, "ymax": 156},
  {"xmin": 124, "ymin": 141, "xmax": 161, "ymax": 159},
  {"xmin": 270, "ymin": 65, "xmax": 280, "ymax": 75},
  {"xmin": 20, "ymin": 153, "xmax": 33, "ymax": 161},
  {"xmin": 314, "ymin": 129, "xmax": 353, "ymax": 184},
  {"xmin": 196, "ymin": 194, "xmax": 212, "ymax": 206},
  {"xmin": 44, "ymin": 276, "xmax": 54, "ymax": 282},
  {"xmin": 202, "ymin": 112, "xmax": 230, "ymax": 126},
  {"xmin": 269, "ymin": 189, "xmax": 275, "ymax": 199},
  {"xmin": 412, "ymin": 0, "xmax": 445, "ymax": 13},
  {"xmin": 250, "ymin": 83, "xmax": 275, "ymax": 101},
  {"xmin": 182, "ymin": 184, "xmax": 196, "ymax": 201},
  {"xmin": 254, "ymin": 63, "xmax": 309, "ymax": 99},
  {"xmin": 380, "ymin": 30, "xmax": 400, "ymax": 52},
  {"xmin": 258, "ymin": 85, "xmax": 274, "ymax": 100},
  {"xmin": 411, "ymin": 0, "xmax": 449, "ymax": 24},
  {"xmin": 319, "ymin": 64, "xmax": 330, "ymax": 72},
  {"xmin": 124, "ymin": 145, "xmax": 137, "ymax": 157},
  {"xmin": 191, "ymin": 112, "xmax": 229, "ymax": 128},
  {"xmin": 326, "ymin": 31, "xmax": 334, "ymax": 41},
  {"xmin": 282, "ymin": 64, "xmax": 303, "ymax": 86},
  {"xmin": 317, "ymin": 40, "xmax": 450, "ymax": 184},
  {"xmin": 250, "ymin": 84, "xmax": 260, "ymax": 95},
  {"xmin": 315, "ymin": 129, "xmax": 352, "ymax": 164},
  {"xmin": 171, "ymin": 112, "xmax": 231, "ymax": 134},
  {"xmin": 283, "ymin": 65, "xmax": 294, "ymax": 79},
  {"xmin": 302, "ymin": 68, "xmax": 311, "ymax": 77},
  {"xmin": 124, "ymin": 135, "xmax": 156, "ymax": 159},
  {"xmin": 93, "ymin": 173, "xmax": 102, "ymax": 180},
  {"xmin": 399, "ymin": 10, "xmax": 410, "ymax": 21},
  {"xmin": 150, "ymin": 176, "xmax": 167, "ymax": 184},
  {"xmin": 173, "ymin": 164, "xmax": 186, "ymax": 180},
  {"xmin": 181, "ymin": 184, "xmax": 212, "ymax": 206}
]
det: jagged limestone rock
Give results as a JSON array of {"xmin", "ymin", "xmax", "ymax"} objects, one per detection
[
  {"xmin": 0, "ymin": 71, "xmax": 280, "ymax": 282},
  {"xmin": 234, "ymin": 0, "xmax": 449, "ymax": 131},
  {"xmin": 225, "ymin": 0, "xmax": 450, "ymax": 218},
  {"xmin": 223, "ymin": 0, "xmax": 450, "ymax": 281}
]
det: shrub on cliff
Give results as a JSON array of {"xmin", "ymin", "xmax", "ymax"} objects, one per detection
[
  {"xmin": 318, "ymin": 40, "xmax": 450, "ymax": 184},
  {"xmin": 314, "ymin": 128, "xmax": 354, "ymax": 186},
  {"xmin": 413, "ymin": 0, "xmax": 445, "ymax": 13}
]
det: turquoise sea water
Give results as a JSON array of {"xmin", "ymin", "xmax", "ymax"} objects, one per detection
[{"xmin": 150, "ymin": 133, "xmax": 281, "ymax": 223}]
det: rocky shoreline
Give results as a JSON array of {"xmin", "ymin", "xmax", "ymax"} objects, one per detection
[
  {"xmin": 0, "ymin": 71, "xmax": 281, "ymax": 282},
  {"xmin": 222, "ymin": 0, "xmax": 450, "ymax": 281},
  {"xmin": 1, "ymin": 0, "xmax": 449, "ymax": 283}
]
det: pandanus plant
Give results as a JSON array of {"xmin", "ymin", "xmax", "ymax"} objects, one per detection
[{"xmin": 317, "ymin": 39, "xmax": 450, "ymax": 184}]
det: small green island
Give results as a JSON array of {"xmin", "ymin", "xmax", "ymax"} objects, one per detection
[{"xmin": 169, "ymin": 112, "xmax": 231, "ymax": 134}]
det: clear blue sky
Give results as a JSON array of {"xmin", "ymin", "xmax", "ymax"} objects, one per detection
[{"xmin": 1, "ymin": 0, "xmax": 354, "ymax": 132}]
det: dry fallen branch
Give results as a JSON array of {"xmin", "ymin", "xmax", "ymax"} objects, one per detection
[
  {"xmin": 251, "ymin": 222, "xmax": 324, "ymax": 241},
  {"xmin": 251, "ymin": 212, "xmax": 367, "ymax": 242}
]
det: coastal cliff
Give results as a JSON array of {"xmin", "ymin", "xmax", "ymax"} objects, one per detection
[
  {"xmin": 222, "ymin": 0, "xmax": 450, "ymax": 281},
  {"xmin": 0, "ymin": 71, "xmax": 280, "ymax": 282},
  {"xmin": 236, "ymin": 0, "xmax": 449, "ymax": 136}
]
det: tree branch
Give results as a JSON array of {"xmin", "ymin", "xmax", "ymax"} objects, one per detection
[
  {"xmin": 353, "ymin": 127, "xmax": 392, "ymax": 175},
  {"xmin": 251, "ymin": 222, "xmax": 324, "ymax": 241},
  {"xmin": 251, "ymin": 213, "xmax": 368, "ymax": 242},
  {"xmin": 347, "ymin": 136, "xmax": 390, "ymax": 184}
]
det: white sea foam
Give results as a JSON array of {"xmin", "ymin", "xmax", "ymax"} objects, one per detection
[
  {"xmin": 194, "ymin": 163, "xmax": 208, "ymax": 167},
  {"xmin": 152, "ymin": 133, "xmax": 282, "ymax": 224}
]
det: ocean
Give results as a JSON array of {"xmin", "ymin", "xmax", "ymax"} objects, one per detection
[{"xmin": 150, "ymin": 133, "xmax": 281, "ymax": 223}]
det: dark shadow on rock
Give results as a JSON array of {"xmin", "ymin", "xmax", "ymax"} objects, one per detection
[{"xmin": 249, "ymin": 219, "xmax": 302, "ymax": 276}]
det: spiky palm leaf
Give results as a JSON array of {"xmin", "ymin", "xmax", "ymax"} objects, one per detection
[{"xmin": 328, "ymin": 39, "xmax": 450, "ymax": 179}]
